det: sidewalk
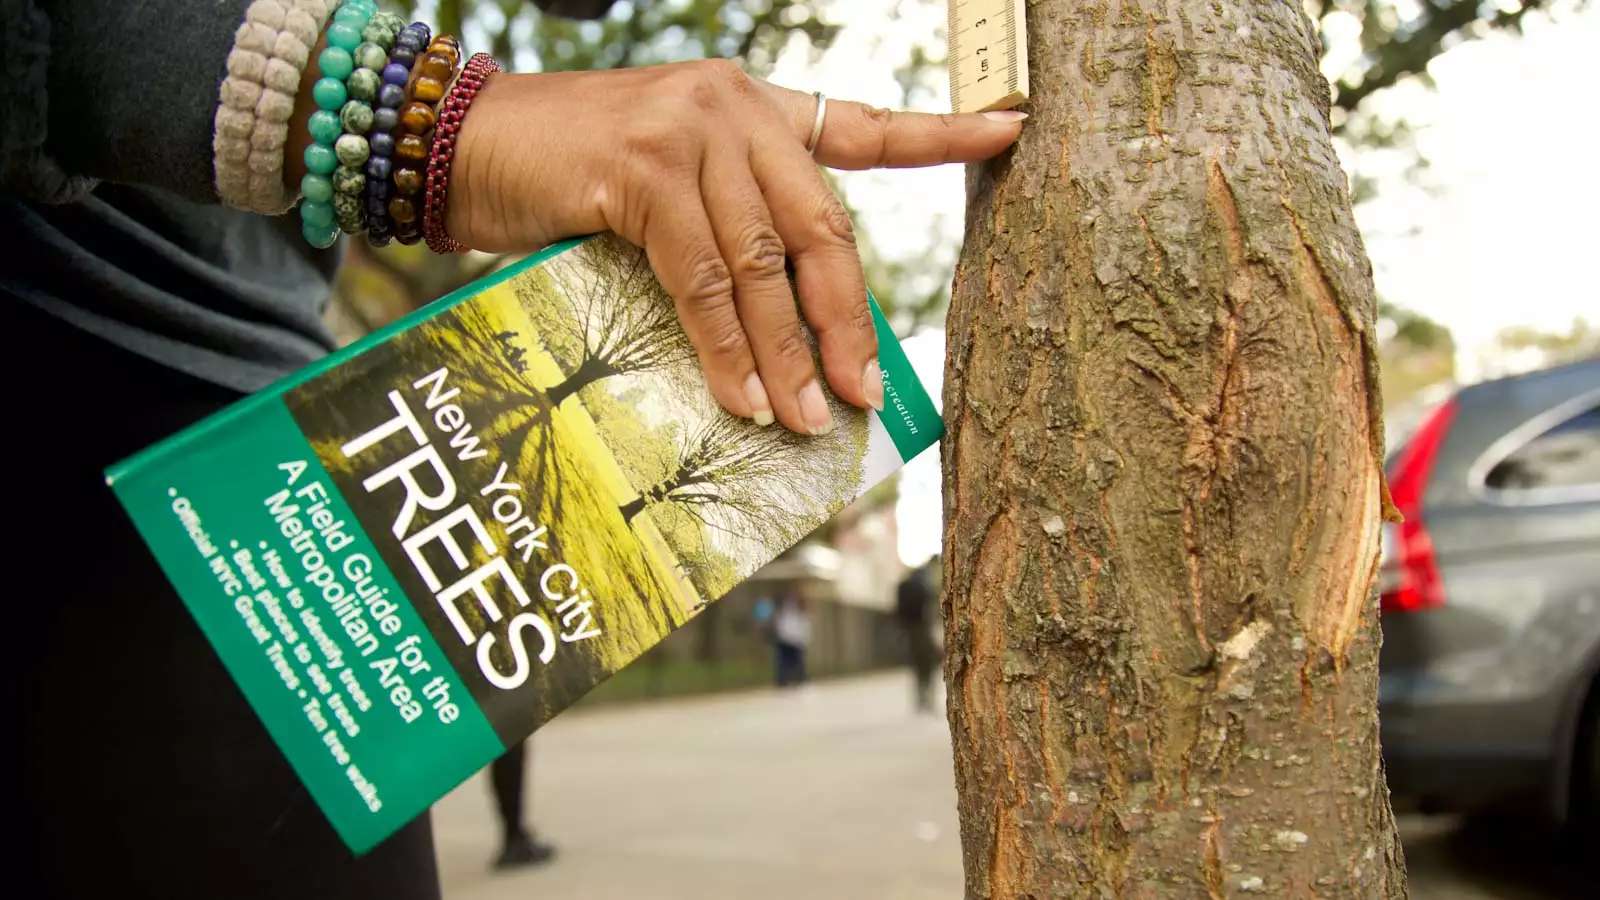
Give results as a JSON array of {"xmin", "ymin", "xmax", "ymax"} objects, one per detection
[
  {"xmin": 432, "ymin": 671, "xmax": 1584, "ymax": 900},
  {"xmin": 434, "ymin": 672, "xmax": 962, "ymax": 900}
]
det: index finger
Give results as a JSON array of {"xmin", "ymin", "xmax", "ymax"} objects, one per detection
[{"xmin": 757, "ymin": 82, "xmax": 1025, "ymax": 170}]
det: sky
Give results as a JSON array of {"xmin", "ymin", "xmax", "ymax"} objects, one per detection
[
  {"xmin": 771, "ymin": 0, "xmax": 1599, "ymax": 367},
  {"xmin": 1343, "ymin": 5, "xmax": 1600, "ymax": 382},
  {"xmin": 765, "ymin": 0, "xmax": 1600, "ymax": 565}
]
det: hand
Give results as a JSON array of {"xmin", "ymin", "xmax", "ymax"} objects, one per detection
[{"xmin": 447, "ymin": 59, "xmax": 1025, "ymax": 434}]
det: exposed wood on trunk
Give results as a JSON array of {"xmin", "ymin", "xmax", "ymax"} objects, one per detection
[{"xmin": 941, "ymin": 1, "xmax": 1408, "ymax": 896}]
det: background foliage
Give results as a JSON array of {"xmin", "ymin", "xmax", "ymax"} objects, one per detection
[{"xmin": 334, "ymin": 0, "xmax": 1594, "ymax": 414}]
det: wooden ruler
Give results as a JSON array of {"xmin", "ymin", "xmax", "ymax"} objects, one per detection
[{"xmin": 947, "ymin": 0, "xmax": 1028, "ymax": 113}]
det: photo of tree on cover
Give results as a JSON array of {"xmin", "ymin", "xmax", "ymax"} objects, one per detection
[
  {"xmin": 286, "ymin": 234, "xmax": 867, "ymax": 738},
  {"xmin": 527, "ymin": 234, "xmax": 870, "ymax": 597}
]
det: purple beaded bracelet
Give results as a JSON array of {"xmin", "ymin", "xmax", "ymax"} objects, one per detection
[{"xmin": 363, "ymin": 21, "xmax": 432, "ymax": 246}]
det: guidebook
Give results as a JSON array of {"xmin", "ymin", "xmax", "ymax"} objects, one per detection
[{"xmin": 106, "ymin": 234, "xmax": 941, "ymax": 853}]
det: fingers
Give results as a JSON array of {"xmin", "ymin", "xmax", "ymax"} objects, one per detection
[
  {"xmin": 638, "ymin": 190, "xmax": 763, "ymax": 423},
  {"xmin": 700, "ymin": 143, "xmax": 831, "ymax": 434},
  {"xmin": 757, "ymin": 82, "xmax": 1025, "ymax": 170},
  {"xmin": 608, "ymin": 61, "xmax": 1005, "ymax": 434},
  {"xmin": 749, "ymin": 130, "xmax": 880, "ymax": 416}
]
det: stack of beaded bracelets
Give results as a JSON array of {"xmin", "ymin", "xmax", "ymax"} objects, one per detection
[
  {"xmin": 299, "ymin": 0, "xmax": 415, "ymax": 246},
  {"xmin": 296, "ymin": 8, "xmax": 493, "ymax": 253}
]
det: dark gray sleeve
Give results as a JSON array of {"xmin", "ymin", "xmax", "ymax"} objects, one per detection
[
  {"xmin": 0, "ymin": 0, "xmax": 94, "ymax": 202},
  {"xmin": 1, "ymin": 0, "xmax": 254, "ymax": 204}
]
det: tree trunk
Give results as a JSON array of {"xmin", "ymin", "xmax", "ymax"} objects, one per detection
[
  {"xmin": 941, "ymin": 2, "xmax": 1407, "ymax": 897},
  {"xmin": 547, "ymin": 355, "xmax": 615, "ymax": 407},
  {"xmin": 619, "ymin": 494, "xmax": 646, "ymax": 523}
]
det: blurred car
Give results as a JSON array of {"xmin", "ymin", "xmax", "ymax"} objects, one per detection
[{"xmin": 1378, "ymin": 357, "xmax": 1600, "ymax": 831}]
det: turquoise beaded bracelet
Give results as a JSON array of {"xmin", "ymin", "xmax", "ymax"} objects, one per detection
[{"xmin": 298, "ymin": 0, "xmax": 376, "ymax": 248}]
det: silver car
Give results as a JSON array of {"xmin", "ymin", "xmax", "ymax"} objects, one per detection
[{"xmin": 1378, "ymin": 357, "xmax": 1600, "ymax": 834}]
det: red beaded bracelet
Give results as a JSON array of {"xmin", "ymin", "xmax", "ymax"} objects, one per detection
[{"xmin": 422, "ymin": 52, "xmax": 502, "ymax": 254}]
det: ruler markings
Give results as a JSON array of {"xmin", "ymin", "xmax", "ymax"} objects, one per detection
[{"xmin": 947, "ymin": 0, "xmax": 1029, "ymax": 114}]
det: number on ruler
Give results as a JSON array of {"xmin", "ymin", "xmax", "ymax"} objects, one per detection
[{"xmin": 948, "ymin": 0, "xmax": 1028, "ymax": 113}]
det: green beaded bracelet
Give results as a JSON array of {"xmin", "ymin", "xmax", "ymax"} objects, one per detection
[
  {"xmin": 317, "ymin": 46, "xmax": 354, "ymax": 82},
  {"xmin": 308, "ymin": 109, "xmax": 342, "ymax": 145},
  {"xmin": 300, "ymin": 0, "xmax": 377, "ymax": 247},
  {"xmin": 300, "ymin": 200, "xmax": 335, "ymax": 229},
  {"xmin": 352, "ymin": 41, "xmax": 386, "ymax": 72},
  {"xmin": 303, "ymin": 143, "xmax": 338, "ymax": 175},
  {"xmin": 364, "ymin": 11, "xmax": 406, "ymax": 47},
  {"xmin": 332, "ymin": 165, "xmax": 366, "ymax": 195},
  {"xmin": 301, "ymin": 173, "xmax": 334, "ymax": 204},
  {"xmin": 339, "ymin": 100, "xmax": 373, "ymax": 134},
  {"xmin": 327, "ymin": 1, "xmax": 400, "ymax": 236},
  {"xmin": 311, "ymin": 76, "xmax": 347, "ymax": 110},
  {"xmin": 326, "ymin": 25, "xmax": 362, "ymax": 53},
  {"xmin": 346, "ymin": 68, "xmax": 381, "ymax": 104},
  {"xmin": 303, "ymin": 217, "xmax": 340, "ymax": 248},
  {"xmin": 332, "ymin": 192, "xmax": 365, "ymax": 234},
  {"xmin": 332, "ymin": 4, "xmax": 371, "ymax": 28},
  {"xmin": 334, "ymin": 135, "xmax": 370, "ymax": 168}
]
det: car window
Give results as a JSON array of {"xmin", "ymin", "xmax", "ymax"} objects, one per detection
[{"xmin": 1483, "ymin": 403, "xmax": 1600, "ymax": 493}]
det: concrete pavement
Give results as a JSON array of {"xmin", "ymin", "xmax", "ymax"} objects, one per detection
[
  {"xmin": 432, "ymin": 671, "xmax": 1588, "ymax": 899},
  {"xmin": 434, "ymin": 672, "xmax": 963, "ymax": 900}
]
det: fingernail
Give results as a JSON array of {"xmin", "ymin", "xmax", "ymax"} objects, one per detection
[
  {"xmin": 798, "ymin": 380, "xmax": 834, "ymax": 436},
  {"xmin": 982, "ymin": 110, "xmax": 1028, "ymax": 123},
  {"xmin": 744, "ymin": 373, "xmax": 774, "ymax": 427},
  {"xmin": 863, "ymin": 358, "xmax": 884, "ymax": 411}
]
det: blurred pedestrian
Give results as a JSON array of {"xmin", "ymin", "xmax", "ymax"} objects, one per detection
[
  {"xmin": 488, "ymin": 741, "xmax": 555, "ymax": 870},
  {"xmin": 773, "ymin": 593, "xmax": 812, "ymax": 688},
  {"xmin": 895, "ymin": 560, "xmax": 940, "ymax": 713}
]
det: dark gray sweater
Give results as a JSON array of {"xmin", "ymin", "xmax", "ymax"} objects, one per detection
[
  {"xmin": 1, "ymin": 0, "xmax": 617, "ymax": 391},
  {"xmin": 2, "ymin": 0, "xmax": 339, "ymax": 392}
]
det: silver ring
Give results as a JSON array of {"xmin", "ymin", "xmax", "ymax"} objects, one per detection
[{"xmin": 806, "ymin": 92, "xmax": 828, "ymax": 156}]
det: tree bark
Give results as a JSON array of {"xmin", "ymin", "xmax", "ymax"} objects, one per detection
[{"xmin": 941, "ymin": 1, "xmax": 1407, "ymax": 897}]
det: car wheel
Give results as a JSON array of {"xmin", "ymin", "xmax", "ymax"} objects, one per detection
[{"xmin": 1574, "ymin": 680, "xmax": 1600, "ymax": 842}]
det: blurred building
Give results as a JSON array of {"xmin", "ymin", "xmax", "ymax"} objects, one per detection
[{"xmin": 587, "ymin": 493, "xmax": 920, "ymax": 703}]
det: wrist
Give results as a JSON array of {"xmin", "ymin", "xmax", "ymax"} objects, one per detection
[{"xmin": 446, "ymin": 71, "xmax": 593, "ymax": 253}]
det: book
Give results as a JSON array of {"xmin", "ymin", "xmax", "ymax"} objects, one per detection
[{"xmin": 106, "ymin": 234, "xmax": 942, "ymax": 853}]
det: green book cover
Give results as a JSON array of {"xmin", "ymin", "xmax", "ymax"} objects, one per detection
[{"xmin": 105, "ymin": 234, "xmax": 942, "ymax": 853}]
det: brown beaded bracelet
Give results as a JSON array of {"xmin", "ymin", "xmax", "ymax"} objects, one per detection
[
  {"xmin": 423, "ymin": 52, "xmax": 502, "ymax": 254},
  {"xmin": 391, "ymin": 35, "xmax": 462, "ymax": 245}
]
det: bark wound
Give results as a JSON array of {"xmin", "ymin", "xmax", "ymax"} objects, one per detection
[
  {"xmin": 1284, "ymin": 204, "xmax": 1384, "ymax": 660},
  {"xmin": 944, "ymin": 0, "xmax": 1407, "ymax": 896},
  {"xmin": 965, "ymin": 507, "xmax": 1027, "ymax": 895}
]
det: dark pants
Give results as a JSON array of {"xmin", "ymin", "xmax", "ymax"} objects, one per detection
[
  {"xmin": 906, "ymin": 626, "xmax": 938, "ymax": 711},
  {"xmin": 775, "ymin": 641, "xmax": 806, "ymax": 687},
  {"xmin": 490, "ymin": 741, "xmax": 529, "ymax": 841},
  {"xmin": 8, "ymin": 303, "xmax": 440, "ymax": 899}
]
